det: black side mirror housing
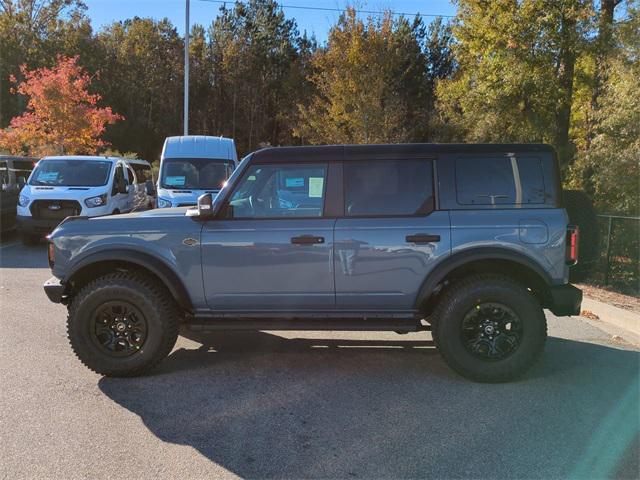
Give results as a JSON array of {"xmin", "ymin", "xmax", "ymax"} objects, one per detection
[
  {"xmin": 118, "ymin": 179, "xmax": 128, "ymax": 194},
  {"xmin": 145, "ymin": 180, "xmax": 156, "ymax": 196},
  {"xmin": 17, "ymin": 176, "xmax": 26, "ymax": 188}
]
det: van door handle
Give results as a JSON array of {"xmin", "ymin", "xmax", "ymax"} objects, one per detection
[
  {"xmin": 291, "ymin": 235, "xmax": 325, "ymax": 245},
  {"xmin": 406, "ymin": 234, "xmax": 440, "ymax": 244}
]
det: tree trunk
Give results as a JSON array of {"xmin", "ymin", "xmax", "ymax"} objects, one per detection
[
  {"xmin": 555, "ymin": 13, "xmax": 578, "ymax": 169},
  {"xmin": 586, "ymin": 0, "xmax": 620, "ymax": 147}
]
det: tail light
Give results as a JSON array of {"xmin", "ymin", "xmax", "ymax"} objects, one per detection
[
  {"xmin": 48, "ymin": 242, "xmax": 55, "ymax": 269},
  {"xmin": 566, "ymin": 225, "xmax": 579, "ymax": 265}
]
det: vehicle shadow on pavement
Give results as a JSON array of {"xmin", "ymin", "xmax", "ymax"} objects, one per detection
[
  {"xmin": 99, "ymin": 333, "xmax": 640, "ymax": 479},
  {"xmin": 0, "ymin": 243, "xmax": 48, "ymax": 268}
]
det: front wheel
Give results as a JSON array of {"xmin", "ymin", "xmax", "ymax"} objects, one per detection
[
  {"xmin": 67, "ymin": 272, "xmax": 179, "ymax": 377},
  {"xmin": 432, "ymin": 274, "xmax": 547, "ymax": 383}
]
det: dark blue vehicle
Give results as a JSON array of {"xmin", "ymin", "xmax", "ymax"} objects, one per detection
[{"xmin": 44, "ymin": 144, "xmax": 582, "ymax": 382}]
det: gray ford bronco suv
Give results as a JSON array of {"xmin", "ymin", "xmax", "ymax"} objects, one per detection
[{"xmin": 44, "ymin": 144, "xmax": 582, "ymax": 382}]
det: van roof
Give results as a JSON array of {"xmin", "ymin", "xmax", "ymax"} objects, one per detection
[
  {"xmin": 161, "ymin": 135, "xmax": 236, "ymax": 160},
  {"xmin": 41, "ymin": 155, "xmax": 122, "ymax": 163}
]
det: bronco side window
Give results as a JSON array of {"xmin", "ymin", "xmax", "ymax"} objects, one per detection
[
  {"xmin": 344, "ymin": 159, "xmax": 434, "ymax": 216},
  {"xmin": 226, "ymin": 163, "xmax": 328, "ymax": 218}
]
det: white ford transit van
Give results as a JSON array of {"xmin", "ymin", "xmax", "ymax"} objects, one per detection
[
  {"xmin": 17, "ymin": 156, "xmax": 154, "ymax": 245},
  {"xmin": 156, "ymin": 136, "xmax": 238, "ymax": 208}
]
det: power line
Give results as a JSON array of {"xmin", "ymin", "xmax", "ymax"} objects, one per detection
[{"xmin": 195, "ymin": 0, "xmax": 454, "ymax": 18}]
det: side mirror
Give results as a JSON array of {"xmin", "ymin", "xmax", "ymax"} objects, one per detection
[
  {"xmin": 118, "ymin": 179, "xmax": 128, "ymax": 194},
  {"xmin": 145, "ymin": 180, "xmax": 156, "ymax": 196},
  {"xmin": 187, "ymin": 193, "xmax": 215, "ymax": 219},
  {"xmin": 17, "ymin": 176, "xmax": 26, "ymax": 188}
]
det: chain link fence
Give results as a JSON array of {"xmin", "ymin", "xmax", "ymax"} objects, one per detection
[{"xmin": 588, "ymin": 215, "xmax": 640, "ymax": 295}]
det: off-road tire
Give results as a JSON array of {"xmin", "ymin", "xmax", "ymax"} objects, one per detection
[
  {"xmin": 67, "ymin": 271, "xmax": 179, "ymax": 377},
  {"xmin": 21, "ymin": 233, "xmax": 40, "ymax": 246},
  {"xmin": 432, "ymin": 274, "xmax": 547, "ymax": 383},
  {"xmin": 564, "ymin": 189, "xmax": 600, "ymax": 282}
]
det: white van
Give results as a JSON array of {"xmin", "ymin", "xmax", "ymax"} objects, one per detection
[
  {"xmin": 16, "ymin": 156, "xmax": 155, "ymax": 244},
  {"xmin": 156, "ymin": 135, "xmax": 238, "ymax": 208}
]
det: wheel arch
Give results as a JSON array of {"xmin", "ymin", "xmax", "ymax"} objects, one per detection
[
  {"xmin": 64, "ymin": 249, "xmax": 193, "ymax": 312},
  {"xmin": 416, "ymin": 248, "xmax": 554, "ymax": 315}
]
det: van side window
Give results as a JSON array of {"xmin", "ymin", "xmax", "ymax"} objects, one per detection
[
  {"xmin": 131, "ymin": 164, "xmax": 151, "ymax": 183},
  {"xmin": 455, "ymin": 156, "xmax": 545, "ymax": 205},
  {"xmin": 344, "ymin": 159, "xmax": 434, "ymax": 216}
]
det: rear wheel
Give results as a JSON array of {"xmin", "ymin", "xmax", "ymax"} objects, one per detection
[
  {"xmin": 432, "ymin": 274, "xmax": 547, "ymax": 383},
  {"xmin": 67, "ymin": 272, "xmax": 179, "ymax": 377}
]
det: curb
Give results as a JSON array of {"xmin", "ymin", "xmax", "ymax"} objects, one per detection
[{"xmin": 580, "ymin": 297, "xmax": 640, "ymax": 344}]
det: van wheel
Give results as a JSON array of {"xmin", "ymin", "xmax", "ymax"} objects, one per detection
[
  {"xmin": 21, "ymin": 233, "xmax": 40, "ymax": 246},
  {"xmin": 67, "ymin": 272, "xmax": 180, "ymax": 377},
  {"xmin": 432, "ymin": 274, "xmax": 547, "ymax": 383},
  {"xmin": 112, "ymin": 209, "xmax": 120, "ymax": 215}
]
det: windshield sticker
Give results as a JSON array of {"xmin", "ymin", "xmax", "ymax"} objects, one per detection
[
  {"xmin": 285, "ymin": 177, "xmax": 304, "ymax": 188},
  {"xmin": 308, "ymin": 177, "xmax": 324, "ymax": 198},
  {"xmin": 165, "ymin": 175, "xmax": 186, "ymax": 187},
  {"xmin": 36, "ymin": 172, "xmax": 59, "ymax": 182}
]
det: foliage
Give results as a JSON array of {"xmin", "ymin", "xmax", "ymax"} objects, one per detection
[
  {"xmin": 94, "ymin": 17, "xmax": 183, "ymax": 160},
  {"xmin": 568, "ymin": 3, "xmax": 640, "ymax": 215},
  {"xmin": 435, "ymin": 0, "xmax": 592, "ymax": 162},
  {"xmin": 294, "ymin": 9, "xmax": 444, "ymax": 144},
  {"xmin": 0, "ymin": 0, "xmax": 95, "ymax": 125},
  {"xmin": 0, "ymin": 55, "xmax": 122, "ymax": 156},
  {"xmin": 0, "ymin": 0, "xmax": 636, "ymax": 218},
  {"xmin": 202, "ymin": 0, "xmax": 312, "ymax": 152}
]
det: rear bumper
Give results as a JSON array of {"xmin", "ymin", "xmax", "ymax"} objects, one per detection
[
  {"xmin": 548, "ymin": 284, "xmax": 582, "ymax": 316},
  {"xmin": 17, "ymin": 215, "xmax": 61, "ymax": 235},
  {"xmin": 44, "ymin": 276, "xmax": 66, "ymax": 304}
]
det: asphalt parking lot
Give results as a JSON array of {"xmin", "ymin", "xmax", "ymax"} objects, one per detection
[{"xmin": 1, "ymin": 236, "xmax": 639, "ymax": 479}]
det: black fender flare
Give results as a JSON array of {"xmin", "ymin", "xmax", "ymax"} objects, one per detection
[
  {"xmin": 414, "ymin": 247, "xmax": 554, "ymax": 309},
  {"xmin": 64, "ymin": 248, "xmax": 193, "ymax": 311}
]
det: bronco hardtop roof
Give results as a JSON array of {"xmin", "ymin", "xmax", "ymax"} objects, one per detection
[{"xmin": 251, "ymin": 143, "xmax": 556, "ymax": 163}]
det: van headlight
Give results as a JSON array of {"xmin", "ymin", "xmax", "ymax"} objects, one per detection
[
  {"xmin": 157, "ymin": 198, "xmax": 172, "ymax": 208},
  {"xmin": 84, "ymin": 193, "xmax": 107, "ymax": 208},
  {"xmin": 18, "ymin": 194, "xmax": 29, "ymax": 207}
]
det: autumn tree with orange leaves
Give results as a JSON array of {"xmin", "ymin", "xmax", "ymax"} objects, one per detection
[{"xmin": 0, "ymin": 56, "xmax": 122, "ymax": 156}]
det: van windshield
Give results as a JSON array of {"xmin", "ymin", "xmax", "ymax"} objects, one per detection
[
  {"xmin": 160, "ymin": 158, "xmax": 234, "ymax": 190},
  {"xmin": 29, "ymin": 159, "xmax": 112, "ymax": 187}
]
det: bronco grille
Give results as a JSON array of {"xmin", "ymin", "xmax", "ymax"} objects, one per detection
[{"xmin": 30, "ymin": 200, "xmax": 82, "ymax": 220}]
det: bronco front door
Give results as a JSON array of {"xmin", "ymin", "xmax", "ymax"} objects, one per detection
[{"xmin": 201, "ymin": 162, "xmax": 335, "ymax": 311}]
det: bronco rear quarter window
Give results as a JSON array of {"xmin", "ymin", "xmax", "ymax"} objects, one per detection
[{"xmin": 455, "ymin": 155, "xmax": 545, "ymax": 205}]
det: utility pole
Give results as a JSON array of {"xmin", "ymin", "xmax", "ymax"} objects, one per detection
[{"xmin": 184, "ymin": 0, "xmax": 190, "ymax": 135}]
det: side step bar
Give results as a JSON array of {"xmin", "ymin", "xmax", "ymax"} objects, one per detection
[{"xmin": 185, "ymin": 318, "xmax": 430, "ymax": 333}]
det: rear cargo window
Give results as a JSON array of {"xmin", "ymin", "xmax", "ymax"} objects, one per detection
[{"xmin": 455, "ymin": 156, "xmax": 545, "ymax": 205}]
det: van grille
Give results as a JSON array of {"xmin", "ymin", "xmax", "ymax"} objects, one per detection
[{"xmin": 30, "ymin": 200, "xmax": 81, "ymax": 220}]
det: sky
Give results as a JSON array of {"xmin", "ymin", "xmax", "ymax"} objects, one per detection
[{"xmin": 83, "ymin": 0, "xmax": 457, "ymax": 43}]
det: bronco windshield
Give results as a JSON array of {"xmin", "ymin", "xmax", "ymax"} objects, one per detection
[
  {"xmin": 29, "ymin": 159, "xmax": 112, "ymax": 187},
  {"xmin": 160, "ymin": 158, "xmax": 234, "ymax": 190}
]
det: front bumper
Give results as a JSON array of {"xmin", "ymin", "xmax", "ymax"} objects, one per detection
[
  {"xmin": 17, "ymin": 215, "xmax": 61, "ymax": 235},
  {"xmin": 548, "ymin": 284, "xmax": 582, "ymax": 316},
  {"xmin": 44, "ymin": 276, "xmax": 66, "ymax": 304}
]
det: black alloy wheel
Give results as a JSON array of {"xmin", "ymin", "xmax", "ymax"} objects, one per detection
[
  {"xmin": 461, "ymin": 302, "xmax": 522, "ymax": 361},
  {"xmin": 90, "ymin": 301, "xmax": 148, "ymax": 357}
]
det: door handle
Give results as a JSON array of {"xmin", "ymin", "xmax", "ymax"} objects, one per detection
[
  {"xmin": 406, "ymin": 234, "xmax": 440, "ymax": 244},
  {"xmin": 291, "ymin": 235, "xmax": 325, "ymax": 245}
]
